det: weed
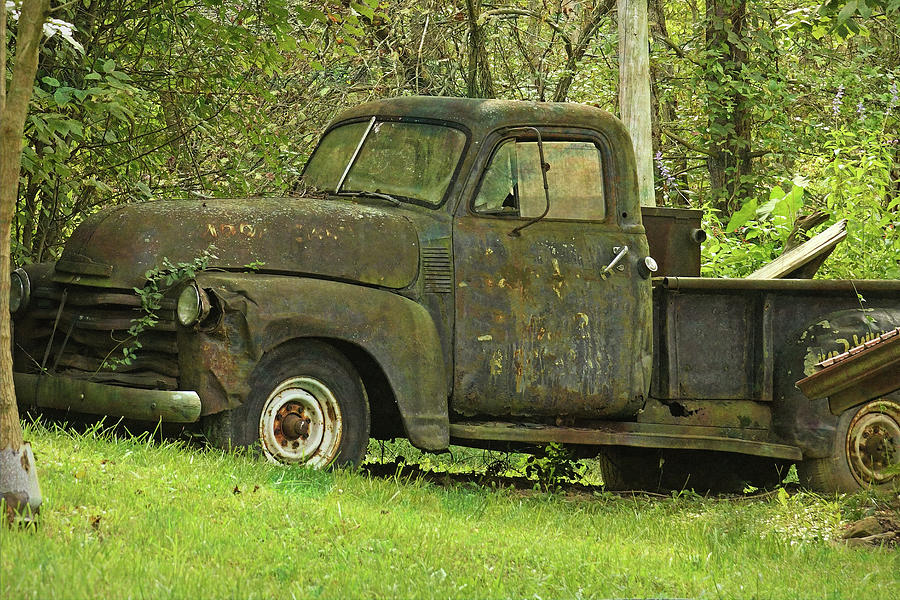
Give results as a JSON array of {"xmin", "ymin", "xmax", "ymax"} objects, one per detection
[
  {"xmin": 101, "ymin": 247, "xmax": 216, "ymax": 371},
  {"xmin": 521, "ymin": 443, "xmax": 587, "ymax": 492}
]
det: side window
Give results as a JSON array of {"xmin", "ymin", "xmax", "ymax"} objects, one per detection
[
  {"xmin": 473, "ymin": 142, "xmax": 518, "ymax": 215},
  {"xmin": 473, "ymin": 139, "xmax": 606, "ymax": 221}
]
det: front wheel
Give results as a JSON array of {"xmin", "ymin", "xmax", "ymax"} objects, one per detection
[
  {"xmin": 204, "ymin": 341, "xmax": 370, "ymax": 468},
  {"xmin": 798, "ymin": 398, "xmax": 900, "ymax": 493}
]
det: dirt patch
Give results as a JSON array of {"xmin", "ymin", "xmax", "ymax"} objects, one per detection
[{"xmin": 842, "ymin": 511, "xmax": 900, "ymax": 548}]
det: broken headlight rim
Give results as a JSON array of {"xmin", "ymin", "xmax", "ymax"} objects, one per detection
[
  {"xmin": 10, "ymin": 268, "xmax": 31, "ymax": 314},
  {"xmin": 176, "ymin": 281, "xmax": 211, "ymax": 327}
]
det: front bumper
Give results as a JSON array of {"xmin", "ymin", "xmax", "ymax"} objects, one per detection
[{"xmin": 14, "ymin": 372, "xmax": 201, "ymax": 423}]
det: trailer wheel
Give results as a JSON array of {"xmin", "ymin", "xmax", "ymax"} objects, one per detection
[
  {"xmin": 204, "ymin": 341, "xmax": 370, "ymax": 468},
  {"xmin": 798, "ymin": 399, "xmax": 900, "ymax": 493}
]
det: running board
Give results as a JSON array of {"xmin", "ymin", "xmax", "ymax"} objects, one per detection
[{"xmin": 449, "ymin": 421, "xmax": 802, "ymax": 461}]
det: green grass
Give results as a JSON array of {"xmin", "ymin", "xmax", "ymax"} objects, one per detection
[{"xmin": 2, "ymin": 419, "xmax": 898, "ymax": 599}]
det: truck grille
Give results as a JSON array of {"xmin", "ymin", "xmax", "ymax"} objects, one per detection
[{"xmin": 14, "ymin": 283, "xmax": 180, "ymax": 390}]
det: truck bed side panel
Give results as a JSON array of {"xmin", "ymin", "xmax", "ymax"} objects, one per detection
[{"xmin": 652, "ymin": 278, "xmax": 900, "ymax": 455}]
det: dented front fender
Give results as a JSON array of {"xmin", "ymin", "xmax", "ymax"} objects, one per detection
[{"xmin": 177, "ymin": 273, "xmax": 449, "ymax": 451}]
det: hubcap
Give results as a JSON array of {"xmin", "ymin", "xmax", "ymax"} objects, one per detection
[
  {"xmin": 846, "ymin": 400, "xmax": 900, "ymax": 486},
  {"xmin": 259, "ymin": 377, "xmax": 343, "ymax": 467}
]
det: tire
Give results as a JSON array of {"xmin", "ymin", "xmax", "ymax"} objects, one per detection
[
  {"xmin": 597, "ymin": 446, "xmax": 662, "ymax": 491},
  {"xmin": 798, "ymin": 399, "xmax": 900, "ymax": 493},
  {"xmin": 204, "ymin": 341, "xmax": 370, "ymax": 468},
  {"xmin": 599, "ymin": 447, "xmax": 782, "ymax": 493}
]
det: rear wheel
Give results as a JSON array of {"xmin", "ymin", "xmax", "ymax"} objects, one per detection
[
  {"xmin": 599, "ymin": 447, "xmax": 785, "ymax": 493},
  {"xmin": 799, "ymin": 399, "xmax": 900, "ymax": 493},
  {"xmin": 597, "ymin": 446, "xmax": 661, "ymax": 491},
  {"xmin": 204, "ymin": 341, "xmax": 370, "ymax": 468}
]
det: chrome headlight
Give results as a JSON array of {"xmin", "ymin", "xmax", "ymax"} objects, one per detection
[
  {"xmin": 176, "ymin": 282, "xmax": 210, "ymax": 327},
  {"xmin": 10, "ymin": 268, "xmax": 31, "ymax": 314}
]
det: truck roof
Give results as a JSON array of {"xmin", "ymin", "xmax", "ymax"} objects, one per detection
[{"xmin": 332, "ymin": 96, "xmax": 630, "ymax": 143}]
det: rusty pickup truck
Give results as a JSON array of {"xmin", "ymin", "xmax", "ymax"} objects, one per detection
[{"xmin": 11, "ymin": 97, "xmax": 900, "ymax": 492}]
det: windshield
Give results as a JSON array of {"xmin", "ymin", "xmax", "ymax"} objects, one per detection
[{"xmin": 302, "ymin": 120, "xmax": 467, "ymax": 206}]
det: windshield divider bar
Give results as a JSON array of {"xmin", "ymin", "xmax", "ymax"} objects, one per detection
[{"xmin": 335, "ymin": 116, "xmax": 376, "ymax": 194}]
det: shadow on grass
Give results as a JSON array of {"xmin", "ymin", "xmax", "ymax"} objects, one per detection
[
  {"xmin": 25, "ymin": 408, "xmax": 603, "ymax": 494},
  {"xmin": 23, "ymin": 407, "xmax": 202, "ymax": 444},
  {"xmin": 24, "ymin": 408, "xmax": 796, "ymax": 499},
  {"xmin": 360, "ymin": 458, "xmax": 607, "ymax": 495}
]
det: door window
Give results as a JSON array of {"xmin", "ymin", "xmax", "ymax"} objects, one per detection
[{"xmin": 473, "ymin": 139, "xmax": 606, "ymax": 220}]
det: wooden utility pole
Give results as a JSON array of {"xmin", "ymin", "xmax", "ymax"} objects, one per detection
[{"xmin": 617, "ymin": 0, "xmax": 655, "ymax": 206}]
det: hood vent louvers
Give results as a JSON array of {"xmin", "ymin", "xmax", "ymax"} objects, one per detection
[{"xmin": 422, "ymin": 246, "xmax": 453, "ymax": 293}]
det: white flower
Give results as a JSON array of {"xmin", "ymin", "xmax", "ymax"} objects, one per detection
[
  {"xmin": 5, "ymin": 2, "xmax": 84, "ymax": 52},
  {"xmin": 43, "ymin": 17, "xmax": 84, "ymax": 53}
]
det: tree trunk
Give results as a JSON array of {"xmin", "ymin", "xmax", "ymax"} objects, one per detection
[
  {"xmin": 1, "ymin": 0, "xmax": 49, "ymax": 521},
  {"xmin": 552, "ymin": 0, "xmax": 613, "ymax": 102},
  {"xmin": 521, "ymin": 0, "xmax": 545, "ymax": 100},
  {"xmin": 464, "ymin": 0, "xmax": 494, "ymax": 98},
  {"xmin": 648, "ymin": 0, "xmax": 686, "ymax": 205},
  {"xmin": 705, "ymin": 0, "xmax": 753, "ymax": 215}
]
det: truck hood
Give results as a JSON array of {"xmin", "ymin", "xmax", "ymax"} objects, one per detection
[{"xmin": 56, "ymin": 197, "xmax": 420, "ymax": 289}]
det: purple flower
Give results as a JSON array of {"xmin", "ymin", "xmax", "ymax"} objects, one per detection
[
  {"xmin": 655, "ymin": 151, "xmax": 676, "ymax": 189},
  {"xmin": 832, "ymin": 85, "xmax": 844, "ymax": 117},
  {"xmin": 856, "ymin": 100, "xmax": 865, "ymax": 119},
  {"xmin": 890, "ymin": 82, "xmax": 899, "ymax": 109}
]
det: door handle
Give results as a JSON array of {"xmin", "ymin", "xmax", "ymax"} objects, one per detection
[{"xmin": 600, "ymin": 245, "xmax": 628, "ymax": 280}]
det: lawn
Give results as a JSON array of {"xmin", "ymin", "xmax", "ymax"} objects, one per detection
[{"xmin": 2, "ymin": 418, "xmax": 897, "ymax": 599}]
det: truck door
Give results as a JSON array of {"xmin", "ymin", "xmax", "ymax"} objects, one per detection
[{"xmin": 452, "ymin": 130, "xmax": 651, "ymax": 420}]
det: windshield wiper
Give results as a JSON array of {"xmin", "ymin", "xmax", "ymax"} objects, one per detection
[
  {"xmin": 335, "ymin": 116, "xmax": 376, "ymax": 194},
  {"xmin": 335, "ymin": 190, "xmax": 401, "ymax": 206}
]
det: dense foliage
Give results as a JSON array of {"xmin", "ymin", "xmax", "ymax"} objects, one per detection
[{"xmin": 3, "ymin": 0, "xmax": 898, "ymax": 277}]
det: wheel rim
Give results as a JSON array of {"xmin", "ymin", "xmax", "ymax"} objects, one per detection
[
  {"xmin": 259, "ymin": 377, "xmax": 343, "ymax": 467},
  {"xmin": 845, "ymin": 400, "xmax": 900, "ymax": 486}
]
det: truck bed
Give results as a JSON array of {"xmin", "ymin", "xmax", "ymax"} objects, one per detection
[{"xmin": 649, "ymin": 276, "xmax": 900, "ymax": 454}]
